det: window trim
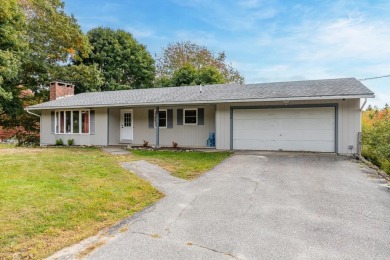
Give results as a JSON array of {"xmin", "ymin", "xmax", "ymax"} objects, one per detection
[
  {"xmin": 154, "ymin": 109, "xmax": 167, "ymax": 128},
  {"xmin": 183, "ymin": 108, "xmax": 198, "ymax": 125},
  {"xmin": 54, "ymin": 109, "xmax": 90, "ymax": 135}
]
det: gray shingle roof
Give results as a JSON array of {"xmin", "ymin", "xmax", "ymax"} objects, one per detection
[{"xmin": 27, "ymin": 77, "xmax": 374, "ymax": 110}]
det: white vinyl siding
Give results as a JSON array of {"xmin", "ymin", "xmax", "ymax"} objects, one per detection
[
  {"xmin": 108, "ymin": 105, "xmax": 215, "ymax": 147},
  {"xmin": 40, "ymin": 108, "xmax": 108, "ymax": 146},
  {"xmin": 215, "ymin": 99, "xmax": 361, "ymax": 154}
]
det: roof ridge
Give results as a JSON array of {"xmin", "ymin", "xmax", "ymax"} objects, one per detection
[{"xmin": 245, "ymin": 77, "xmax": 356, "ymax": 86}]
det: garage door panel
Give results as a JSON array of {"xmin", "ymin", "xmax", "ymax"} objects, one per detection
[
  {"xmin": 232, "ymin": 107, "xmax": 335, "ymax": 152},
  {"xmin": 233, "ymin": 139, "xmax": 334, "ymax": 152},
  {"xmin": 233, "ymin": 129, "xmax": 334, "ymax": 141},
  {"xmin": 234, "ymin": 118, "xmax": 334, "ymax": 130},
  {"xmin": 234, "ymin": 108, "xmax": 334, "ymax": 120}
]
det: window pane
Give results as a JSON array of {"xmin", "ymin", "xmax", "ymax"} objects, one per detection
[
  {"xmin": 185, "ymin": 110, "xmax": 197, "ymax": 117},
  {"xmin": 81, "ymin": 111, "xmax": 89, "ymax": 133},
  {"xmin": 184, "ymin": 109, "xmax": 197, "ymax": 124},
  {"xmin": 73, "ymin": 111, "xmax": 79, "ymax": 133},
  {"xmin": 124, "ymin": 113, "xmax": 131, "ymax": 127},
  {"xmin": 157, "ymin": 110, "xmax": 167, "ymax": 127},
  {"xmin": 65, "ymin": 111, "xmax": 71, "ymax": 133},
  {"xmin": 59, "ymin": 111, "xmax": 64, "ymax": 133},
  {"xmin": 55, "ymin": 112, "xmax": 59, "ymax": 133},
  {"xmin": 159, "ymin": 118, "xmax": 166, "ymax": 127}
]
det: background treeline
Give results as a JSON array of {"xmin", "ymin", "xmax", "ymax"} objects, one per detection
[
  {"xmin": 0, "ymin": 0, "xmax": 243, "ymax": 136},
  {"xmin": 362, "ymin": 105, "xmax": 390, "ymax": 175}
]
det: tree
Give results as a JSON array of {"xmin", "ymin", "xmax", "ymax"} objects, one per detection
[
  {"xmin": 196, "ymin": 66, "xmax": 225, "ymax": 85},
  {"xmin": 0, "ymin": 0, "xmax": 99, "ymax": 133},
  {"xmin": 81, "ymin": 27, "xmax": 155, "ymax": 90},
  {"xmin": 170, "ymin": 64, "xmax": 197, "ymax": 86},
  {"xmin": 169, "ymin": 64, "xmax": 226, "ymax": 87},
  {"xmin": 155, "ymin": 41, "xmax": 244, "ymax": 86},
  {"xmin": 0, "ymin": 0, "xmax": 26, "ymax": 105},
  {"xmin": 17, "ymin": 0, "xmax": 93, "ymax": 89},
  {"xmin": 362, "ymin": 106, "xmax": 390, "ymax": 174},
  {"xmin": 50, "ymin": 64, "xmax": 104, "ymax": 94}
]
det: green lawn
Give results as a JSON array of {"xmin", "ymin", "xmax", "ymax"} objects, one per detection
[
  {"xmin": 130, "ymin": 150, "xmax": 232, "ymax": 179},
  {"xmin": 0, "ymin": 143, "xmax": 15, "ymax": 149},
  {"xmin": 0, "ymin": 146, "xmax": 163, "ymax": 259}
]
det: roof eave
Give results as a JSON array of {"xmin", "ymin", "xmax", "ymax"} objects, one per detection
[{"xmin": 25, "ymin": 94, "xmax": 375, "ymax": 110}]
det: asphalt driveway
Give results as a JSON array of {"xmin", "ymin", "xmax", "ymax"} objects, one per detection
[{"xmin": 70, "ymin": 153, "xmax": 390, "ymax": 259}]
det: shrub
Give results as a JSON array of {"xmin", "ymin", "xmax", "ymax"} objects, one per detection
[
  {"xmin": 67, "ymin": 139, "xmax": 74, "ymax": 146},
  {"xmin": 55, "ymin": 138, "xmax": 64, "ymax": 146},
  {"xmin": 15, "ymin": 131, "xmax": 40, "ymax": 147}
]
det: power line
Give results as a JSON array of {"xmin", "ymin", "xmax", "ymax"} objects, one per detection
[{"xmin": 358, "ymin": 74, "xmax": 390, "ymax": 81}]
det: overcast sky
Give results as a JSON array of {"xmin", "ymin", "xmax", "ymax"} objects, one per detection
[{"xmin": 64, "ymin": 0, "xmax": 389, "ymax": 108}]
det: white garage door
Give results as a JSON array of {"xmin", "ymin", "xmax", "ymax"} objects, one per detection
[{"xmin": 233, "ymin": 107, "xmax": 335, "ymax": 152}]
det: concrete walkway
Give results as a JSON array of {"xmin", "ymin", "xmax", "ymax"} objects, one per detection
[
  {"xmin": 49, "ymin": 153, "xmax": 390, "ymax": 259},
  {"xmin": 101, "ymin": 147, "xmax": 130, "ymax": 155}
]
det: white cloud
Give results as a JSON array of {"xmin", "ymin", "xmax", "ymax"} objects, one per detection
[
  {"xmin": 235, "ymin": 9, "xmax": 390, "ymax": 84},
  {"xmin": 169, "ymin": 0, "xmax": 279, "ymax": 30},
  {"xmin": 237, "ymin": 62, "xmax": 341, "ymax": 84},
  {"xmin": 76, "ymin": 15, "xmax": 120, "ymax": 31},
  {"xmin": 125, "ymin": 26, "xmax": 155, "ymax": 38},
  {"xmin": 300, "ymin": 17, "xmax": 390, "ymax": 61},
  {"xmin": 363, "ymin": 77, "xmax": 390, "ymax": 108}
]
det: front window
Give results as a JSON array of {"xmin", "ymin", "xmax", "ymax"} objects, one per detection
[
  {"xmin": 65, "ymin": 111, "xmax": 71, "ymax": 133},
  {"xmin": 55, "ymin": 110, "xmax": 90, "ymax": 134},
  {"xmin": 73, "ymin": 111, "xmax": 79, "ymax": 133},
  {"xmin": 81, "ymin": 111, "xmax": 89, "ymax": 133},
  {"xmin": 56, "ymin": 111, "xmax": 64, "ymax": 133},
  {"xmin": 184, "ymin": 108, "xmax": 197, "ymax": 125},
  {"xmin": 155, "ymin": 109, "xmax": 167, "ymax": 128}
]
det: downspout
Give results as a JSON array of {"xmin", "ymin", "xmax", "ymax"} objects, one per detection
[
  {"xmin": 357, "ymin": 98, "xmax": 367, "ymax": 159},
  {"xmin": 155, "ymin": 106, "xmax": 160, "ymax": 148},
  {"xmin": 107, "ymin": 108, "xmax": 110, "ymax": 146},
  {"xmin": 360, "ymin": 98, "xmax": 367, "ymax": 111}
]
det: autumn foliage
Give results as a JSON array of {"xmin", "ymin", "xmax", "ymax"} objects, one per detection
[{"xmin": 362, "ymin": 105, "xmax": 390, "ymax": 175}]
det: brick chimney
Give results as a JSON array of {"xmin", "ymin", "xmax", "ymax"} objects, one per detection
[{"xmin": 50, "ymin": 81, "xmax": 75, "ymax": 100}]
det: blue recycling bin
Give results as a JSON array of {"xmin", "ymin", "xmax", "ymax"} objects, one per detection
[{"xmin": 207, "ymin": 132, "xmax": 215, "ymax": 147}]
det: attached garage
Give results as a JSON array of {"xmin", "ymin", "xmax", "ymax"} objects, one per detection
[{"xmin": 232, "ymin": 106, "xmax": 336, "ymax": 152}]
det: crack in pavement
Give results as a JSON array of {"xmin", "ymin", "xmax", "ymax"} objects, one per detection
[
  {"xmin": 132, "ymin": 231, "xmax": 240, "ymax": 259},
  {"xmin": 242, "ymin": 178, "xmax": 260, "ymax": 215},
  {"xmin": 189, "ymin": 243, "xmax": 241, "ymax": 259},
  {"xmin": 132, "ymin": 231, "xmax": 161, "ymax": 238},
  {"xmin": 165, "ymin": 195, "xmax": 198, "ymax": 236}
]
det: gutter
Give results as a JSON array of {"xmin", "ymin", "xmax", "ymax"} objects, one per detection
[
  {"xmin": 26, "ymin": 109, "xmax": 41, "ymax": 118},
  {"xmin": 26, "ymin": 94, "xmax": 376, "ymax": 111}
]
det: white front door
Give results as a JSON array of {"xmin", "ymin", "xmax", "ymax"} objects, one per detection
[{"xmin": 120, "ymin": 109, "xmax": 133, "ymax": 141}]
